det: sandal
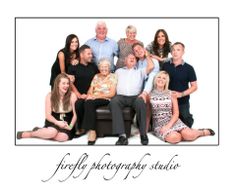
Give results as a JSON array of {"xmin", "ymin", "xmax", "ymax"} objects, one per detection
[
  {"xmin": 199, "ymin": 128, "xmax": 215, "ymax": 136},
  {"xmin": 32, "ymin": 127, "xmax": 40, "ymax": 132},
  {"xmin": 17, "ymin": 131, "xmax": 24, "ymax": 139}
]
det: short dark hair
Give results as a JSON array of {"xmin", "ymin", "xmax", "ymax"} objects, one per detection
[
  {"xmin": 79, "ymin": 44, "xmax": 91, "ymax": 53},
  {"xmin": 132, "ymin": 42, "xmax": 144, "ymax": 50},
  {"xmin": 172, "ymin": 42, "xmax": 185, "ymax": 49}
]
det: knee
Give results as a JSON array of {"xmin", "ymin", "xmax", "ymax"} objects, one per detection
[
  {"xmin": 165, "ymin": 132, "xmax": 182, "ymax": 144},
  {"xmin": 84, "ymin": 100, "xmax": 94, "ymax": 107},
  {"xmin": 110, "ymin": 97, "xmax": 120, "ymax": 108},
  {"xmin": 55, "ymin": 133, "xmax": 69, "ymax": 142},
  {"xmin": 135, "ymin": 97, "xmax": 145, "ymax": 107},
  {"xmin": 46, "ymin": 128, "xmax": 58, "ymax": 138},
  {"xmin": 181, "ymin": 129, "xmax": 196, "ymax": 141},
  {"xmin": 75, "ymin": 99, "xmax": 84, "ymax": 108}
]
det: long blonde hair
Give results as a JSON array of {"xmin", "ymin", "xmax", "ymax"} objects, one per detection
[
  {"xmin": 153, "ymin": 71, "xmax": 170, "ymax": 91},
  {"xmin": 51, "ymin": 73, "xmax": 71, "ymax": 112}
]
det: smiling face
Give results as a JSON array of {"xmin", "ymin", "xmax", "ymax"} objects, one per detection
[
  {"xmin": 155, "ymin": 72, "xmax": 170, "ymax": 91},
  {"xmin": 58, "ymin": 77, "xmax": 70, "ymax": 95},
  {"xmin": 126, "ymin": 31, "xmax": 136, "ymax": 41},
  {"xmin": 70, "ymin": 37, "xmax": 79, "ymax": 52},
  {"xmin": 156, "ymin": 31, "xmax": 166, "ymax": 47},
  {"xmin": 133, "ymin": 44, "xmax": 145, "ymax": 59},
  {"xmin": 80, "ymin": 48, "xmax": 93, "ymax": 64},
  {"xmin": 99, "ymin": 61, "xmax": 110, "ymax": 76},
  {"xmin": 96, "ymin": 22, "xmax": 107, "ymax": 41},
  {"xmin": 126, "ymin": 25, "xmax": 137, "ymax": 41},
  {"xmin": 125, "ymin": 54, "xmax": 137, "ymax": 68}
]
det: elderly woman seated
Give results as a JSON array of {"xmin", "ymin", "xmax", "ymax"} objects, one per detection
[{"xmin": 82, "ymin": 58, "xmax": 117, "ymax": 145}]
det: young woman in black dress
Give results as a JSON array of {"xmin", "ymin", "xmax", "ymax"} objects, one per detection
[
  {"xmin": 17, "ymin": 73, "xmax": 77, "ymax": 141},
  {"xmin": 50, "ymin": 34, "xmax": 80, "ymax": 88}
]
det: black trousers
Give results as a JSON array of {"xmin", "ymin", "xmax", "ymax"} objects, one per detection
[
  {"xmin": 82, "ymin": 99, "xmax": 109, "ymax": 131},
  {"xmin": 109, "ymin": 95, "xmax": 146, "ymax": 136},
  {"xmin": 179, "ymin": 102, "xmax": 194, "ymax": 128},
  {"xmin": 75, "ymin": 99, "xmax": 85, "ymax": 130}
]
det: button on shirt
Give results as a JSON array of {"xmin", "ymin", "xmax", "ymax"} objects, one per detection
[
  {"xmin": 85, "ymin": 37, "xmax": 118, "ymax": 71},
  {"xmin": 137, "ymin": 58, "xmax": 159, "ymax": 93},
  {"xmin": 115, "ymin": 67, "xmax": 147, "ymax": 96}
]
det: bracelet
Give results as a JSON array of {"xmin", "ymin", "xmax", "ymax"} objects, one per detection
[
  {"xmin": 181, "ymin": 92, "xmax": 185, "ymax": 97},
  {"xmin": 68, "ymin": 124, "xmax": 73, "ymax": 130}
]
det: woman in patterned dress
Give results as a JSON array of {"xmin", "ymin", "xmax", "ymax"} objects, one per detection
[
  {"xmin": 83, "ymin": 58, "xmax": 117, "ymax": 145},
  {"xmin": 116, "ymin": 25, "xmax": 143, "ymax": 69},
  {"xmin": 150, "ymin": 71, "xmax": 215, "ymax": 144}
]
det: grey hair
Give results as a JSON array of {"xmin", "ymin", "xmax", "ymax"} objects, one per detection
[
  {"xmin": 126, "ymin": 25, "xmax": 137, "ymax": 33},
  {"xmin": 95, "ymin": 21, "xmax": 107, "ymax": 30},
  {"xmin": 98, "ymin": 58, "xmax": 111, "ymax": 69}
]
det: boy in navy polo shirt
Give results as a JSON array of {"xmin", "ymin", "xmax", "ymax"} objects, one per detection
[{"xmin": 163, "ymin": 42, "xmax": 197, "ymax": 127}]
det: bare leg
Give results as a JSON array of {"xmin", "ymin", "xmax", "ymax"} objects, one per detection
[
  {"xmin": 180, "ymin": 128, "xmax": 213, "ymax": 141},
  {"xmin": 31, "ymin": 127, "xmax": 58, "ymax": 139},
  {"xmin": 165, "ymin": 131, "xmax": 182, "ymax": 144},
  {"xmin": 53, "ymin": 132, "xmax": 69, "ymax": 142}
]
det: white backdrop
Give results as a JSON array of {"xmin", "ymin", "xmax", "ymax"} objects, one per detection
[
  {"xmin": 16, "ymin": 18, "xmax": 218, "ymax": 145},
  {"xmin": 2, "ymin": 0, "xmax": 235, "ymax": 191}
]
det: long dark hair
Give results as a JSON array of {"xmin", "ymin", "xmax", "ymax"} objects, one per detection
[
  {"xmin": 63, "ymin": 34, "xmax": 80, "ymax": 65},
  {"xmin": 152, "ymin": 29, "xmax": 171, "ymax": 57},
  {"xmin": 51, "ymin": 73, "xmax": 72, "ymax": 112}
]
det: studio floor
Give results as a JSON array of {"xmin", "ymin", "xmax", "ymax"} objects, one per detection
[{"xmin": 16, "ymin": 124, "xmax": 218, "ymax": 146}]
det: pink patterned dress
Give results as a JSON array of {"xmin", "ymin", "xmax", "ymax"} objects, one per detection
[{"xmin": 150, "ymin": 90, "xmax": 187, "ymax": 140}]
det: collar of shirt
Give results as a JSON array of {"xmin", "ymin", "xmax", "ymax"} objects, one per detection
[
  {"xmin": 137, "ymin": 59, "xmax": 146, "ymax": 68},
  {"xmin": 123, "ymin": 66, "xmax": 138, "ymax": 70},
  {"xmin": 170, "ymin": 58, "xmax": 185, "ymax": 66},
  {"xmin": 93, "ymin": 36, "xmax": 109, "ymax": 42}
]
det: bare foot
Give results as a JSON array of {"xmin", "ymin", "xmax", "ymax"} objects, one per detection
[{"xmin": 22, "ymin": 131, "xmax": 32, "ymax": 138}]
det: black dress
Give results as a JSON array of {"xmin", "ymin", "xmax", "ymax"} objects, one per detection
[
  {"xmin": 50, "ymin": 49, "xmax": 70, "ymax": 87},
  {"xmin": 44, "ymin": 111, "xmax": 75, "ymax": 140}
]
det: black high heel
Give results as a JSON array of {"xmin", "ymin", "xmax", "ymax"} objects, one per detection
[{"xmin": 88, "ymin": 140, "xmax": 96, "ymax": 145}]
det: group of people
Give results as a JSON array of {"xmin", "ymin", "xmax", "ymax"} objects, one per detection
[{"xmin": 17, "ymin": 21, "xmax": 215, "ymax": 145}]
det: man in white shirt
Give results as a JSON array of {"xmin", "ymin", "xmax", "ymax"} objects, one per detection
[{"xmin": 109, "ymin": 53, "xmax": 154, "ymax": 145}]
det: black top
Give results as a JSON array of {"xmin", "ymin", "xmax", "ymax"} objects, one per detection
[
  {"xmin": 68, "ymin": 63, "xmax": 99, "ymax": 94},
  {"xmin": 163, "ymin": 60, "xmax": 197, "ymax": 105},
  {"xmin": 50, "ymin": 49, "xmax": 70, "ymax": 86}
]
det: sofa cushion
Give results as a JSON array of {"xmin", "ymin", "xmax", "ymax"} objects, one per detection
[{"xmin": 96, "ymin": 105, "xmax": 135, "ymax": 120}]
